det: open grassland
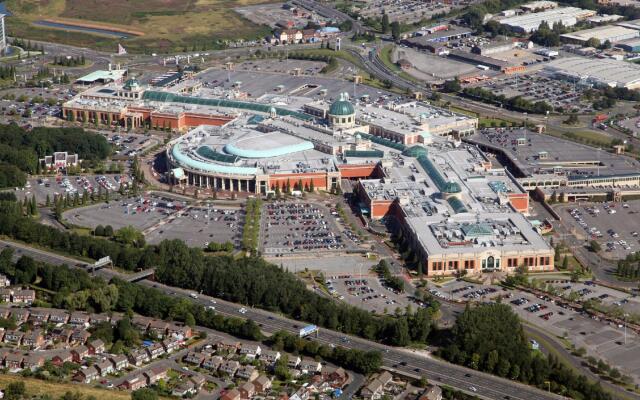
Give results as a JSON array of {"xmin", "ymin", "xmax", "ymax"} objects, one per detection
[
  {"xmin": 0, "ymin": 375, "xmax": 133, "ymax": 400},
  {"xmin": 5, "ymin": 0, "xmax": 274, "ymax": 53}
]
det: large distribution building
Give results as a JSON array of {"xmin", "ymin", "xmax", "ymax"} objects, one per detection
[
  {"xmin": 498, "ymin": 7, "xmax": 596, "ymax": 33},
  {"xmin": 543, "ymin": 56, "xmax": 640, "ymax": 89}
]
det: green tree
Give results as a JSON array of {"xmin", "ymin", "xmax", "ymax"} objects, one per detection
[
  {"xmin": 391, "ymin": 21, "xmax": 401, "ymax": 41},
  {"xmin": 131, "ymin": 388, "xmax": 158, "ymax": 400},
  {"xmin": 381, "ymin": 13, "xmax": 390, "ymax": 33}
]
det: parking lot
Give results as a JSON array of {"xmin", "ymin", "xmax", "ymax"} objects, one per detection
[
  {"xmin": 146, "ymin": 205, "xmax": 244, "ymax": 248},
  {"xmin": 435, "ymin": 279, "xmax": 640, "ymax": 384},
  {"xmin": 63, "ymin": 194, "xmax": 183, "ymax": 231},
  {"xmin": 478, "ymin": 74, "xmax": 592, "ymax": 113},
  {"xmin": 328, "ymin": 275, "xmax": 413, "ymax": 314},
  {"xmin": 260, "ymin": 201, "xmax": 358, "ymax": 256},
  {"xmin": 15, "ymin": 174, "xmax": 126, "ymax": 205},
  {"xmin": 564, "ymin": 201, "xmax": 640, "ymax": 259}
]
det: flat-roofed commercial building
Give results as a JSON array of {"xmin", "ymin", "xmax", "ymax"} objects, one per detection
[
  {"xmin": 404, "ymin": 213, "xmax": 554, "ymax": 276},
  {"xmin": 560, "ymin": 25, "xmax": 639, "ymax": 44},
  {"xmin": 499, "ymin": 7, "xmax": 595, "ymax": 33},
  {"xmin": 543, "ymin": 56, "xmax": 640, "ymax": 89}
]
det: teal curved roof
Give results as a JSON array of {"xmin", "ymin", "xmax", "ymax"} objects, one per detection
[
  {"xmin": 402, "ymin": 145, "xmax": 428, "ymax": 158},
  {"xmin": 358, "ymin": 132, "xmax": 406, "ymax": 151},
  {"xmin": 416, "ymin": 154, "xmax": 462, "ymax": 194},
  {"xmin": 329, "ymin": 93, "xmax": 355, "ymax": 116},
  {"xmin": 196, "ymin": 146, "xmax": 238, "ymax": 163},
  {"xmin": 447, "ymin": 197, "xmax": 468, "ymax": 214},
  {"xmin": 142, "ymin": 91, "xmax": 313, "ymax": 121},
  {"xmin": 171, "ymin": 143, "xmax": 258, "ymax": 175},
  {"xmin": 224, "ymin": 140, "xmax": 314, "ymax": 159}
]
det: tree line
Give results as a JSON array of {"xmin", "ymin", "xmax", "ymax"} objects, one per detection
[
  {"xmin": 440, "ymin": 304, "xmax": 612, "ymax": 400},
  {"xmin": 52, "ymin": 55, "xmax": 86, "ymax": 67},
  {"xmin": 153, "ymin": 240, "xmax": 434, "ymax": 346},
  {"xmin": 461, "ymin": 87, "xmax": 554, "ymax": 114},
  {"xmin": 0, "ymin": 123, "xmax": 111, "ymax": 187},
  {"xmin": 0, "ymin": 247, "xmax": 381, "ymax": 374}
]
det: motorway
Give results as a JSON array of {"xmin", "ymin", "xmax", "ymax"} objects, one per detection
[{"xmin": 0, "ymin": 239, "xmax": 567, "ymax": 400}]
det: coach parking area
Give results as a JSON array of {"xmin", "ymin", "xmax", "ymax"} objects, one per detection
[{"xmin": 260, "ymin": 201, "xmax": 358, "ymax": 256}]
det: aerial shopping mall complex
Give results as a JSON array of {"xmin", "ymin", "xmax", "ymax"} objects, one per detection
[{"xmin": 61, "ymin": 77, "xmax": 560, "ymax": 277}]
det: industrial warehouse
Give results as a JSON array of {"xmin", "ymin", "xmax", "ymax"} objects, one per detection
[{"xmin": 542, "ymin": 57, "xmax": 640, "ymax": 89}]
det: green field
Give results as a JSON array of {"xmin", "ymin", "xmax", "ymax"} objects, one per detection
[{"xmin": 5, "ymin": 0, "xmax": 274, "ymax": 53}]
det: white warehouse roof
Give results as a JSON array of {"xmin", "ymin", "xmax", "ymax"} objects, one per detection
[
  {"xmin": 499, "ymin": 7, "xmax": 595, "ymax": 33},
  {"xmin": 560, "ymin": 25, "xmax": 639, "ymax": 43},
  {"xmin": 544, "ymin": 56, "xmax": 640, "ymax": 89}
]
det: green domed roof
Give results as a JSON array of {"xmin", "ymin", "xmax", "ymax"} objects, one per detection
[
  {"xmin": 402, "ymin": 145, "xmax": 428, "ymax": 158},
  {"xmin": 329, "ymin": 93, "xmax": 355, "ymax": 116},
  {"xmin": 123, "ymin": 78, "xmax": 140, "ymax": 90},
  {"xmin": 442, "ymin": 181, "xmax": 462, "ymax": 194}
]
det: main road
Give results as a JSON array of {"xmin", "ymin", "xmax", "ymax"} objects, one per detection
[{"xmin": 0, "ymin": 239, "xmax": 569, "ymax": 400}]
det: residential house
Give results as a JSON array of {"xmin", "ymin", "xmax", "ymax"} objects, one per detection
[
  {"xmin": 172, "ymin": 381, "xmax": 197, "ymax": 397},
  {"xmin": 0, "ymin": 289, "xmax": 11, "ymax": 303},
  {"xmin": 240, "ymin": 343, "xmax": 261, "ymax": 359},
  {"xmin": 109, "ymin": 354, "xmax": 129, "ymax": 371},
  {"xmin": 70, "ymin": 330, "xmax": 90, "ymax": 345},
  {"xmin": 323, "ymin": 366, "xmax": 349, "ymax": 388},
  {"xmin": 22, "ymin": 329, "xmax": 45, "ymax": 349},
  {"xmin": 144, "ymin": 366, "xmax": 169, "ymax": 385},
  {"xmin": 51, "ymin": 328, "xmax": 73, "ymax": 344},
  {"xmin": 216, "ymin": 340, "xmax": 240, "ymax": 353},
  {"xmin": 287, "ymin": 355, "xmax": 301, "ymax": 368},
  {"xmin": 184, "ymin": 351, "xmax": 205, "ymax": 366},
  {"xmin": 236, "ymin": 365, "xmax": 259, "ymax": 381},
  {"xmin": 132, "ymin": 316, "xmax": 152, "ymax": 333},
  {"xmin": 299, "ymin": 359, "xmax": 322, "ymax": 374},
  {"xmin": 28, "ymin": 309, "xmax": 50, "ymax": 325},
  {"xmin": 51, "ymin": 350, "xmax": 73, "ymax": 366},
  {"xmin": 219, "ymin": 360, "xmax": 240, "ymax": 376},
  {"xmin": 253, "ymin": 375, "xmax": 272, "ymax": 393},
  {"xmin": 360, "ymin": 372, "xmax": 392, "ymax": 400},
  {"xmin": 95, "ymin": 359, "xmax": 114, "ymax": 376},
  {"xmin": 190, "ymin": 374, "xmax": 206, "ymax": 390},
  {"xmin": 71, "ymin": 346, "xmax": 89, "ymax": 363},
  {"xmin": 377, "ymin": 371, "xmax": 393, "ymax": 386},
  {"xmin": 202, "ymin": 355, "xmax": 223, "ymax": 371},
  {"xmin": 128, "ymin": 349, "xmax": 150, "ymax": 366},
  {"xmin": 289, "ymin": 386, "xmax": 310, "ymax": 400},
  {"xmin": 146, "ymin": 342, "xmax": 166, "ymax": 359},
  {"xmin": 88, "ymin": 339, "xmax": 106, "ymax": 354},
  {"xmin": 12, "ymin": 289, "xmax": 35, "ymax": 304},
  {"xmin": 88, "ymin": 313, "xmax": 110, "ymax": 326},
  {"xmin": 0, "ymin": 307, "xmax": 10, "ymax": 319},
  {"xmin": 3, "ymin": 330, "xmax": 24, "ymax": 345},
  {"xmin": 167, "ymin": 324, "xmax": 192, "ymax": 339},
  {"xmin": 221, "ymin": 389, "xmax": 241, "ymax": 400},
  {"xmin": 239, "ymin": 382, "xmax": 256, "ymax": 399},
  {"xmin": 260, "ymin": 350, "xmax": 281, "ymax": 366},
  {"xmin": 74, "ymin": 366, "xmax": 99, "ymax": 384},
  {"xmin": 120, "ymin": 374, "xmax": 147, "ymax": 391},
  {"xmin": 161, "ymin": 338, "xmax": 180, "ymax": 354},
  {"xmin": 419, "ymin": 386, "xmax": 442, "ymax": 400},
  {"xmin": 23, "ymin": 354, "xmax": 44, "ymax": 371},
  {"xmin": 148, "ymin": 320, "xmax": 169, "ymax": 339},
  {"xmin": 0, "ymin": 274, "xmax": 10, "ymax": 287},
  {"xmin": 69, "ymin": 312, "xmax": 90, "ymax": 327},
  {"xmin": 4, "ymin": 352, "xmax": 23, "ymax": 370},
  {"xmin": 0, "ymin": 330, "xmax": 6, "ymax": 342},
  {"xmin": 9, "ymin": 309, "xmax": 30, "ymax": 325},
  {"xmin": 48, "ymin": 310, "xmax": 69, "ymax": 324}
]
